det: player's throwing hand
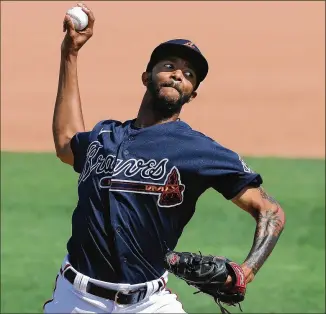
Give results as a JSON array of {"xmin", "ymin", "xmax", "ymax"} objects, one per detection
[{"xmin": 61, "ymin": 2, "xmax": 95, "ymax": 56}]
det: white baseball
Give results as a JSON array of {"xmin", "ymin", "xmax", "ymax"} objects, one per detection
[{"xmin": 66, "ymin": 6, "xmax": 88, "ymax": 31}]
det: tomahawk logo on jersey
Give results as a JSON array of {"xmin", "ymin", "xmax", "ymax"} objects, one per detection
[{"xmin": 99, "ymin": 166, "xmax": 185, "ymax": 208}]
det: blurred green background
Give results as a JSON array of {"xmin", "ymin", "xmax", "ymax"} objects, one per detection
[{"xmin": 1, "ymin": 152, "xmax": 325, "ymax": 313}]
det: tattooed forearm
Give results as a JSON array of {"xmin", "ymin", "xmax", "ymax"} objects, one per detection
[{"xmin": 243, "ymin": 199, "xmax": 285, "ymax": 275}]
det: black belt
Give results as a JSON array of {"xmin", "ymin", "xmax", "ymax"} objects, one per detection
[{"xmin": 62, "ymin": 268, "xmax": 163, "ymax": 305}]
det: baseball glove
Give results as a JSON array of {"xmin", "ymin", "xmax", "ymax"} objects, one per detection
[{"xmin": 164, "ymin": 251, "xmax": 246, "ymax": 314}]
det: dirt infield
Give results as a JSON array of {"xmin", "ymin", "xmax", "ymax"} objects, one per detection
[{"xmin": 1, "ymin": 1, "xmax": 325, "ymax": 158}]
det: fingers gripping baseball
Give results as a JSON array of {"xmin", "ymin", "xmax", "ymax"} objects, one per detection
[
  {"xmin": 63, "ymin": 15, "xmax": 75, "ymax": 34},
  {"xmin": 61, "ymin": 2, "xmax": 95, "ymax": 55},
  {"xmin": 79, "ymin": 3, "xmax": 95, "ymax": 29}
]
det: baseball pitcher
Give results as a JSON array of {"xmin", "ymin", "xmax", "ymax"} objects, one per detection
[{"xmin": 44, "ymin": 3, "xmax": 286, "ymax": 313}]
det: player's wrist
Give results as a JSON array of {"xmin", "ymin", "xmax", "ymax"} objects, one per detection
[
  {"xmin": 61, "ymin": 48, "xmax": 79, "ymax": 59},
  {"xmin": 61, "ymin": 38, "xmax": 79, "ymax": 58},
  {"xmin": 240, "ymin": 263, "xmax": 255, "ymax": 283}
]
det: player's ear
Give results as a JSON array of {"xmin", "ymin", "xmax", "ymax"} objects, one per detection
[
  {"xmin": 142, "ymin": 72, "xmax": 150, "ymax": 87},
  {"xmin": 187, "ymin": 91, "xmax": 197, "ymax": 103}
]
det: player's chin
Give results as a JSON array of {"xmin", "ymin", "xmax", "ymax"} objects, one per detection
[
  {"xmin": 159, "ymin": 96, "xmax": 182, "ymax": 107},
  {"xmin": 153, "ymin": 97, "xmax": 183, "ymax": 115},
  {"xmin": 159, "ymin": 87, "xmax": 181, "ymax": 101}
]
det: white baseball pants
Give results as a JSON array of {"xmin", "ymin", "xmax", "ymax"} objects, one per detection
[{"xmin": 43, "ymin": 255, "xmax": 186, "ymax": 313}]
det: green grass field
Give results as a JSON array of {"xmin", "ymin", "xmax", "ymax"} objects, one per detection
[{"xmin": 1, "ymin": 152, "xmax": 325, "ymax": 313}]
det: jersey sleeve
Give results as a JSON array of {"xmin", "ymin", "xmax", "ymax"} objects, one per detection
[
  {"xmin": 70, "ymin": 131, "xmax": 92, "ymax": 173},
  {"xmin": 70, "ymin": 119, "xmax": 119, "ymax": 174},
  {"xmin": 199, "ymin": 139, "xmax": 263, "ymax": 200}
]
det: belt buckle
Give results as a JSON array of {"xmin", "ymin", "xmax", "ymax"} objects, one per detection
[{"xmin": 114, "ymin": 289, "xmax": 129, "ymax": 305}]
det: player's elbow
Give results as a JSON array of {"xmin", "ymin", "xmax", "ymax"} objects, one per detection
[
  {"xmin": 56, "ymin": 150, "xmax": 69, "ymax": 163},
  {"xmin": 266, "ymin": 199, "xmax": 286, "ymax": 228},
  {"xmin": 55, "ymin": 141, "xmax": 74, "ymax": 166},
  {"xmin": 258, "ymin": 202, "xmax": 286, "ymax": 231},
  {"xmin": 252, "ymin": 199, "xmax": 286, "ymax": 230}
]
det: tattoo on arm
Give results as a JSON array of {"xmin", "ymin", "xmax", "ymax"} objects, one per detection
[
  {"xmin": 244, "ymin": 188, "xmax": 285, "ymax": 275},
  {"xmin": 258, "ymin": 187, "xmax": 279, "ymax": 205}
]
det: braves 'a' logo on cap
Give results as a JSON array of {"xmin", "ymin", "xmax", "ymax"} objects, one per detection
[{"xmin": 184, "ymin": 41, "xmax": 196, "ymax": 49}]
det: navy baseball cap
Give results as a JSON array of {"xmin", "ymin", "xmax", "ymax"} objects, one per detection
[{"xmin": 146, "ymin": 39, "xmax": 209, "ymax": 89}]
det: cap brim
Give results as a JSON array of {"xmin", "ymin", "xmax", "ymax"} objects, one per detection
[{"xmin": 147, "ymin": 43, "xmax": 209, "ymax": 84}]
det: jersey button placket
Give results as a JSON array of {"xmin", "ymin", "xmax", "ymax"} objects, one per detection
[{"xmin": 122, "ymin": 134, "xmax": 134, "ymax": 156}]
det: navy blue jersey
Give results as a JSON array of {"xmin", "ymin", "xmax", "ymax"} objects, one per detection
[{"xmin": 67, "ymin": 119, "xmax": 262, "ymax": 284}]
